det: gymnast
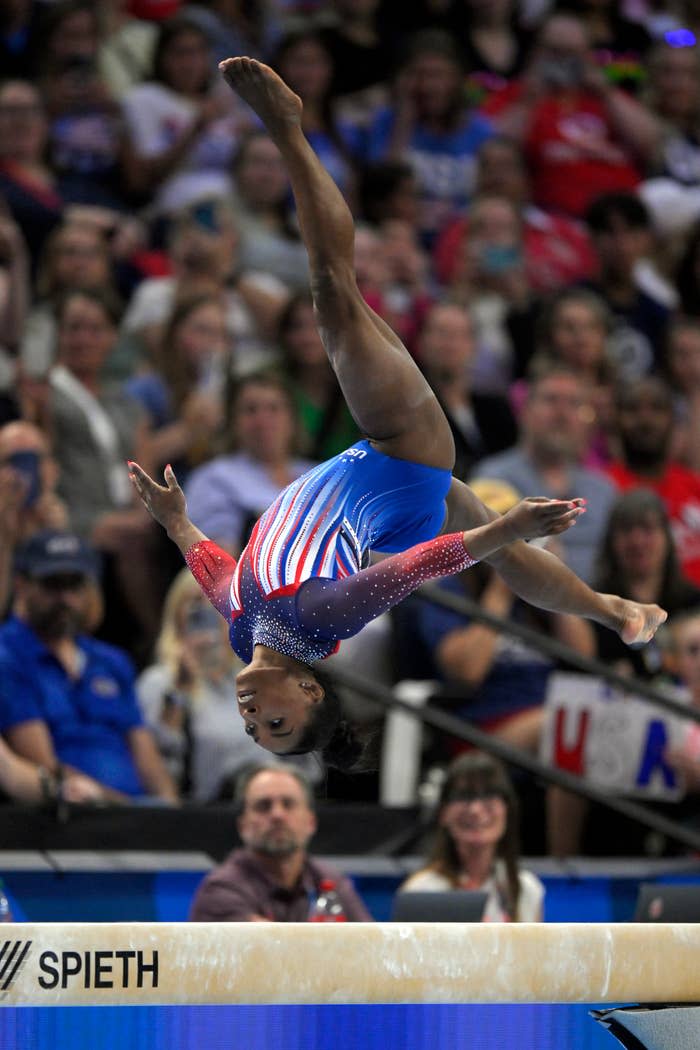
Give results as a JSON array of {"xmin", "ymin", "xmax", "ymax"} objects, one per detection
[{"xmin": 128, "ymin": 58, "xmax": 667, "ymax": 770}]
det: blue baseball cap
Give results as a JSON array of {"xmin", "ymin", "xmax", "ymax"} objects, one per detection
[{"xmin": 15, "ymin": 530, "xmax": 101, "ymax": 580}]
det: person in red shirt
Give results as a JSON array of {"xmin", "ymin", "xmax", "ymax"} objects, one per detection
[
  {"xmin": 605, "ymin": 376, "xmax": 700, "ymax": 587},
  {"xmin": 434, "ymin": 136, "xmax": 596, "ymax": 293},
  {"xmin": 483, "ymin": 13, "xmax": 658, "ymax": 218}
]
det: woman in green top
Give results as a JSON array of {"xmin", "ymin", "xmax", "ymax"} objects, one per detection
[{"xmin": 276, "ymin": 292, "xmax": 359, "ymax": 460}]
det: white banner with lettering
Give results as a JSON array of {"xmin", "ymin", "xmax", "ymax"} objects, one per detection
[{"xmin": 540, "ymin": 673, "xmax": 690, "ymax": 800}]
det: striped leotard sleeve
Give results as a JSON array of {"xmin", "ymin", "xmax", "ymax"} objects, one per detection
[
  {"xmin": 184, "ymin": 540, "xmax": 237, "ymax": 618},
  {"xmin": 296, "ymin": 532, "xmax": 478, "ymax": 641}
]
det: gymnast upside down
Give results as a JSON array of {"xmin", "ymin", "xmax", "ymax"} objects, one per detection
[{"xmin": 128, "ymin": 58, "xmax": 666, "ymax": 769}]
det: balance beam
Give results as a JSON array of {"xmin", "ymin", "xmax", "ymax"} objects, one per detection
[{"xmin": 1, "ymin": 922, "xmax": 699, "ymax": 1007}]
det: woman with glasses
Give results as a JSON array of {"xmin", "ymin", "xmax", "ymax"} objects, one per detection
[{"xmin": 398, "ymin": 751, "xmax": 544, "ymax": 922}]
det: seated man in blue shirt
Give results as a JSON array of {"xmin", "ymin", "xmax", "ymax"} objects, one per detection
[{"xmin": 0, "ymin": 531, "xmax": 178, "ymax": 803}]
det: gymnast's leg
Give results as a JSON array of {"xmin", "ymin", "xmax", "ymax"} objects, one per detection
[
  {"xmin": 443, "ymin": 476, "xmax": 666, "ymax": 645},
  {"xmin": 219, "ymin": 57, "xmax": 455, "ymax": 473},
  {"xmin": 219, "ymin": 59, "xmax": 666, "ymax": 647}
]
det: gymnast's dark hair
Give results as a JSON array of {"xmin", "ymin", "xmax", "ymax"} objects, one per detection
[{"xmin": 283, "ymin": 665, "xmax": 380, "ymax": 773}]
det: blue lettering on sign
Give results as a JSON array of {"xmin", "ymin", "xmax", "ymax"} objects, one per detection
[{"xmin": 635, "ymin": 720, "xmax": 677, "ymax": 788}]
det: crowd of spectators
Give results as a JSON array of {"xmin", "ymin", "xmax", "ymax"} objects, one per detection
[{"xmin": 3, "ymin": 0, "xmax": 700, "ymax": 857}]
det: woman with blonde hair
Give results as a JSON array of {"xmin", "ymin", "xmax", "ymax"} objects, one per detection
[
  {"xmin": 398, "ymin": 751, "xmax": 544, "ymax": 921},
  {"xmin": 136, "ymin": 568, "xmax": 262, "ymax": 801}
]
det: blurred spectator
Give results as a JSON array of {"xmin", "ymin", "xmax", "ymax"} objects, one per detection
[
  {"xmin": 665, "ymin": 314, "xmax": 700, "ymax": 472},
  {"xmin": 584, "ymin": 191, "xmax": 671, "ymax": 379},
  {"xmin": 271, "ymin": 29, "xmax": 358, "ymax": 199},
  {"xmin": 485, "ymin": 14, "xmax": 657, "ymax": 218},
  {"xmin": 434, "ymin": 136, "xmax": 596, "ymax": 295},
  {"xmin": 121, "ymin": 15, "xmax": 243, "ymax": 216},
  {"xmin": 38, "ymin": 49, "xmax": 129, "ymax": 213},
  {"xmin": 353, "ymin": 222, "xmax": 432, "ymax": 352},
  {"xmin": 39, "ymin": 0, "xmax": 100, "ymax": 69},
  {"xmin": 513, "ymin": 288, "xmax": 618, "ymax": 467},
  {"xmin": 20, "ymin": 220, "xmax": 117, "ymax": 380},
  {"xmin": 447, "ymin": 0, "xmax": 535, "ymax": 105},
  {"xmin": 547, "ymin": 488, "xmax": 700, "ymax": 857},
  {"xmin": 415, "ymin": 302, "xmax": 517, "ymax": 480},
  {"xmin": 362, "ymin": 29, "xmax": 494, "ymax": 245},
  {"xmin": 445, "ymin": 193, "xmax": 537, "ymax": 395},
  {"xmin": 276, "ymin": 294, "xmax": 358, "ymax": 460},
  {"xmin": 605, "ymin": 376, "xmax": 700, "ymax": 588},
  {"xmin": 644, "ymin": 40, "xmax": 700, "ymax": 188},
  {"xmin": 136, "ymin": 569, "xmax": 261, "ymax": 801},
  {"xmin": 398, "ymin": 751, "xmax": 545, "ymax": 921},
  {"xmin": 185, "ymin": 371, "xmax": 314, "ymax": 555},
  {"xmin": 557, "ymin": 0, "xmax": 652, "ymax": 92},
  {"xmin": 0, "ymin": 530, "xmax": 178, "ymax": 802},
  {"xmin": 230, "ymin": 130, "xmax": 309, "ymax": 291},
  {"xmin": 0, "ymin": 419, "xmax": 69, "ymax": 616},
  {"xmin": 0, "ymin": 80, "xmax": 64, "ymax": 271},
  {"xmin": 121, "ymin": 197, "xmax": 287, "ymax": 372},
  {"xmin": 394, "ymin": 478, "xmax": 592, "ymax": 758},
  {"xmin": 358, "ymin": 160, "xmax": 420, "ymax": 228},
  {"xmin": 189, "ymin": 765, "xmax": 373, "ymax": 921},
  {"xmin": 378, "ymin": 218, "xmax": 434, "ymax": 348},
  {"xmin": 324, "ymin": 0, "xmax": 395, "ymax": 101},
  {"xmin": 48, "ymin": 288, "xmax": 167, "ymax": 653},
  {"xmin": 126, "ymin": 293, "xmax": 227, "ymax": 477},
  {"xmin": 31, "ymin": 4, "xmax": 134, "ymax": 212},
  {"xmin": 593, "ymin": 488, "xmax": 700, "ymax": 678},
  {"xmin": 477, "ymin": 366, "xmax": 616, "ymax": 582},
  {"xmin": 50, "ymin": 289, "xmax": 147, "ymax": 534}
]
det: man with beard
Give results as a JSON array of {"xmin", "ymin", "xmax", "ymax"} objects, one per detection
[
  {"xmin": 605, "ymin": 376, "xmax": 700, "ymax": 587},
  {"xmin": 189, "ymin": 765, "xmax": 372, "ymax": 921},
  {"xmin": 475, "ymin": 366, "xmax": 616, "ymax": 583},
  {"xmin": 0, "ymin": 530, "xmax": 177, "ymax": 802}
]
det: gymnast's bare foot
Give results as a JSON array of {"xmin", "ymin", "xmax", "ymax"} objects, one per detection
[
  {"xmin": 612, "ymin": 596, "xmax": 668, "ymax": 647},
  {"xmin": 219, "ymin": 57, "xmax": 302, "ymax": 137}
]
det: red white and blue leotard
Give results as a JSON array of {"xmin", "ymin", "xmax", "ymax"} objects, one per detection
[{"xmin": 185, "ymin": 440, "xmax": 477, "ymax": 664}]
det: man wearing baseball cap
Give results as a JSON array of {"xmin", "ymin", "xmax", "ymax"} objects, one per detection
[{"xmin": 0, "ymin": 531, "xmax": 177, "ymax": 803}]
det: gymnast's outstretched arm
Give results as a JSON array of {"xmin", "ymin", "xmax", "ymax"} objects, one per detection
[
  {"xmin": 298, "ymin": 498, "xmax": 585, "ymax": 640},
  {"xmin": 127, "ymin": 462, "xmax": 235, "ymax": 618}
]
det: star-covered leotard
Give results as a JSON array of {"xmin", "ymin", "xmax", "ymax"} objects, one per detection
[{"xmin": 185, "ymin": 441, "xmax": 478, "ymax": 664}]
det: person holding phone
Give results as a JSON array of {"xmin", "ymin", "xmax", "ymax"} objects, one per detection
[
  {"xmin": 136, "ymin": 569, "xmax": 317, "ymax": 801},
  {"xmin": 0, "ymin": 420, "xmax": 69, "ymax": 616},
  {"xmin": 483, "ymin": 13, "xmax": 658, "ymax": 219},
  {"xmin": 121, "ymin": 15, "xmax": 245, "ymax": 217}
]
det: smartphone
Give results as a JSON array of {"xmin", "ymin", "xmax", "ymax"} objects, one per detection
[
  {"xmin": 190, "ymin": 201, "xmax": 220, "ymax": 234},
  {"xmin": 7, "ymin": 450, "xmax": 41, "ymax": 508},
  {"xmin": 479, "ymin": 244, "xmax": 522, "ymax": 275},
  {"xmin": 183, "ymin": 602, "xmax": 221, "ymax": 635}
]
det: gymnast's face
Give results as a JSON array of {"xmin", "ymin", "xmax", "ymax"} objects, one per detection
[{"xmin": 236, "ymin": 666, "xmax": 323, "ymax": 753}]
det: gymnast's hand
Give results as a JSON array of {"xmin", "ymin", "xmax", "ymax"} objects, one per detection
[
  {"xmin": 502, "ymin": 496, "xmax": 586, "ymax": 542},
  {"xmin": 127, "ymin": 462, "xmax": 187, "ymax": 535}
]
